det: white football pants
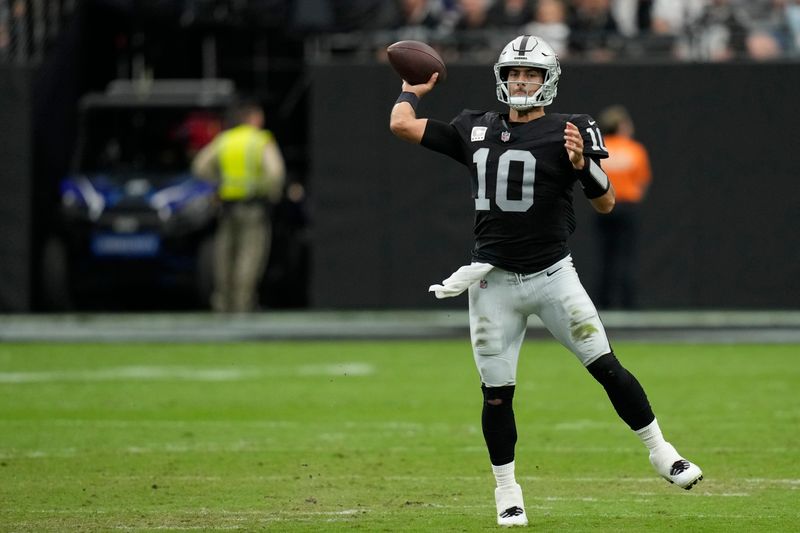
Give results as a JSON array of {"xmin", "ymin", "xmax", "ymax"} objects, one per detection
[{"xmin": 468, "ymin": 255, "xmax": 611, "ymax": 387}]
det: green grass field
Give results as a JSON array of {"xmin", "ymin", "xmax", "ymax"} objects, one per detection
[{"xmin": 1, "ymin": 340, "xmax": 798, "ymax": 532}]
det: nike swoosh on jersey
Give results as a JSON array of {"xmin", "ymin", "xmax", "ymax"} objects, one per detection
[{"xmin": 588, "ymin": 120, "xmax": 596, "ymax": 125}]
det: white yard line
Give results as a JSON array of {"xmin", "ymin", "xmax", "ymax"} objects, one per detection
[
  {"xmin": 7, "ymin": 470, "xmax": 799, "ymax": 489},
  {"xmin": 0, "ymin": 362, "xmax": 374, "ymax": 383},
  {"xmin": 2, "ymin": 443, "xmax": 796, "ymax": 458}
]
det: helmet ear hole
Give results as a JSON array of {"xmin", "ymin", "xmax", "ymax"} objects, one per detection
[{"xmin": 499, "ymin": 66, "xmax": 511, "ymax": 81}]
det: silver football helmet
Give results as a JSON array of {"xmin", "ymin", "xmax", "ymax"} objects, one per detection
[{"xmin": 494, "ymin": 35, "xmax": 561, "ymax": 110}]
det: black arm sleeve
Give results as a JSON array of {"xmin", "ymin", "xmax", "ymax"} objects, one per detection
[{"xmin": 420, "ymin": 119, "xmax": 468, "ymax": 165}]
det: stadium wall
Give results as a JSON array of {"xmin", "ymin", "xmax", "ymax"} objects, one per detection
[
  {"xmin": 0, "ymin": 67, "xmax": 33, "ymax": 312},
  {"xmin": 308, "ymin": 62, "xmax": 800, "ymax": 309}
]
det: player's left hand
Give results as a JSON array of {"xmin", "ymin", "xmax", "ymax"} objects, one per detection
[{"xmin": 564, "ymin": 122, "xmax": 585, "ymax": 169}]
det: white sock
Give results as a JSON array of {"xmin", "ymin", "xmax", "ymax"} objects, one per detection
[
  {"xmin": 635, "ymin": 418, "xmax": 669, "ymax": 454},
  {"xmin": 492, "ymin": 461, "xmax": 517, "ymax": 490}
]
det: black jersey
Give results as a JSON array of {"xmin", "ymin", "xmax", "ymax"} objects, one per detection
[{"xmin": 421, "ymin": 110, "xmax": 609, "ymax": 274}]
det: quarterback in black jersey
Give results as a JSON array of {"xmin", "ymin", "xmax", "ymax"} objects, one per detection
[
  {"xmin": 428, "ymin": 109, "xmax": 610, "ymax": 273},
  {"xmin": 390, "ymin": 35, "xmax": 703, "ymax": 527}
]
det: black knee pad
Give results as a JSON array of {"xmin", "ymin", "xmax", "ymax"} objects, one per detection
[
  {"xmin": 587, "ymin": 352, "xmax": 626, "ymax": 385},
  {"xmin": 482, "ymin": 384, "xmax": 515, "ymax": 404}
]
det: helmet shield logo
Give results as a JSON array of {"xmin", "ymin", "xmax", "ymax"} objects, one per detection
[{"xmin": 512, "ymin": 36, "xmax": 537, "ymax": 57}]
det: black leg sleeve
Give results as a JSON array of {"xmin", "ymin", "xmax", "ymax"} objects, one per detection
[
  {"xmin": 587, "ymin": 353, "xmax": 655, "ymax": 431},
  {"xmin": 481, "ymin": 384, "xmax": 517, "ymax": 466}
]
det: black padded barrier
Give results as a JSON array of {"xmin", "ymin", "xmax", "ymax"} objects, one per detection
[
  {"xmin": 309, "ymin": 61, "xmax": 800, "ymax": 309},
  {"xmin": 0, "ymin": 68, "xmax": 33, "ymax": 312}
]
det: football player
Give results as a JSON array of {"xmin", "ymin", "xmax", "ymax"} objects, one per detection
[{"xmin": 389, "ymin": 35, "xmax": 703, "ymax": 527}]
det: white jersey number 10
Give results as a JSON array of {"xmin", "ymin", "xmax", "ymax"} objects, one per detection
[{"xmin": 473, "ymin": 148, "xmax": 536, "ymax": 213}]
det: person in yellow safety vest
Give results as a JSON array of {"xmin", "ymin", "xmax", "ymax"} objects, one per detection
[{"xmin": 192, "ymin": 100, "xmax": 286, "ymax": 312}]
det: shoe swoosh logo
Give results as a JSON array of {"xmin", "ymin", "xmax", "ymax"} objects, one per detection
[{"xmin": 546, "ymin": 267, "xmax": 562, "ymax": 277}]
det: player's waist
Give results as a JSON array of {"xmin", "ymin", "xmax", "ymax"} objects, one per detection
[{"xmin": 472, "ymin": 243, "xmax": 569, "ymax": 275}]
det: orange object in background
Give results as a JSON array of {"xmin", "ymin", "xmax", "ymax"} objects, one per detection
[{"xmin": 602, "ymin": 134, "xmax": 651, "ymax": 204}]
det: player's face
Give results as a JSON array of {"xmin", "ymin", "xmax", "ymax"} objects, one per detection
[{"xmin": 507, "ymin": 67, "xmax": 544, "ymax": 97}]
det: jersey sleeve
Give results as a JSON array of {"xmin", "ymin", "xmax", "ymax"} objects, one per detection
[
  {"xmin": 569, "ymin": 113, "xmax": 609, "ymax": 159},
  {"xmin": 421, "ymin": 118, "xmax": 468, "ymax": 165}
]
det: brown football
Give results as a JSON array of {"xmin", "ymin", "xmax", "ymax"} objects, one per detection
[{"xmin": 387, "ymin": 40, "xmax": 447, "ymax": 85}]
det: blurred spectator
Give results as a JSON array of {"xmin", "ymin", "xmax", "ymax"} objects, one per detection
[
  {"xmin": 0, "ymin": 2, "xmax": 8, "ymax": 59},
  {"xmin": 523, "ymin": 0, "xmax": 570, "ymax": 56},
  {"xmin": 452, "ymin": 0, "xmax": 491, "ymax": 30},
  {"xmin": 10, "ymin": 0, "xmax": 27, "ymax": 61},
  {"xmin": 652, "ymin": 0, "xmax": 733, "ymax": 60},
  {"xmin": 486, "ymin": 0, "xmax": 535, "ymax": 28},
  {"xmin": 593, "ymin": 105, "xmax": 652, "ymax": 310},
  {"xmin": 747, "ymin": 29, "xmax": 783, "ymax": 59},
  {"xmin": 651, "ymin": 0, "xmax": 708, "ymax": 37},
  {"xmin": 445, "ymin": 0, "xmax": 496, "ymax": 59},
  {"xmin": 738, "ymin": 0, "xmax": 793, "ymax": 58},
  {"xmin": 568, "ymin": 0, "xmax": 623, "ymax": 61},
  {"xmin": 383, "ymin": 0, "xmax": 449, "ymax": 31},
  {"xmin": 653, "ymin": 0, "xmax": 787, "ymax": 60},
  {"xmin": 611, "ymin": 0, "xmax": 654, "ymax": 37},
  {"xmin": 787, "ymin": 0, "xmax": 800, "ymax": 53},
  {"xmin": 301, "ymin": 0, "xmax": 795, "ymax": 60},
  {"xmin": 372, "ymin": 0, "xmax": 454, "ymax": 60},
  {"xmin": 692, "ymin": 0, "xmax": 750, "ymax": 61}
]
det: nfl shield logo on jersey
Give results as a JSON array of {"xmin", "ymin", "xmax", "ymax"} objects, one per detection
[{"xmin": 500, "ymin": 131, "xmax": 511, "ymax": 142}]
